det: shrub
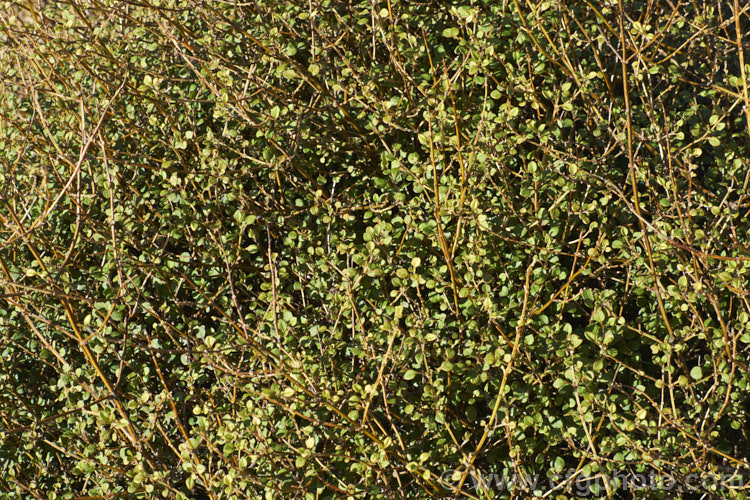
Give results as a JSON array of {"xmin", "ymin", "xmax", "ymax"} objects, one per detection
[{"xmin": 1, "ymin": 0, "xmax": 749, "ymax": 498}]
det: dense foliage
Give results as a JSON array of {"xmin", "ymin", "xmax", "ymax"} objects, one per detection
[{"xmin": 1, "ymin": 0, "xmax": 750, "ymax": 498}]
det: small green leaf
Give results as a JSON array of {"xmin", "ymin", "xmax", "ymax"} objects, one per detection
[
  {"xmin": 593, "ymin": 309, "xmax": 606, "ymax": 323},
  {"xmin": 439, "ymin": 361, "xmax": 453, "ymax": 372},
  {"xmin": 442, "ymin": 27, "xmax": 460, "ymax": 38}
]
